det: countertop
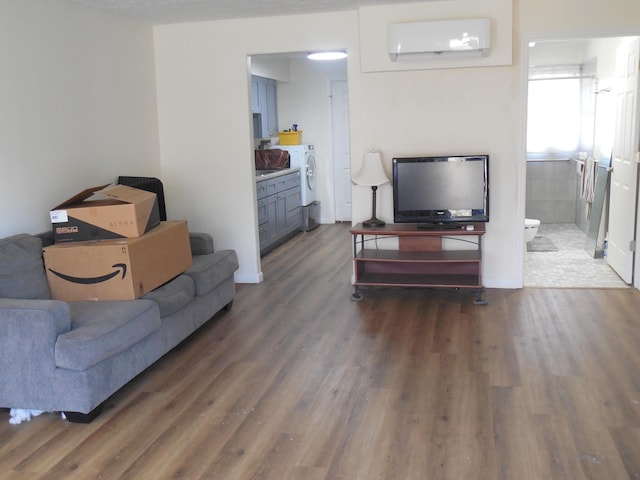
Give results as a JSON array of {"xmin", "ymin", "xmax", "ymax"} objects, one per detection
[{"xmin": 255, "ymin": 167, "xmax": 300, "ymax": 181}]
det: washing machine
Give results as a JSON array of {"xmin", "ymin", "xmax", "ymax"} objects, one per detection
[{"xmin": 272, "ymin": 144, "xmax": 320, "ymax": 231}]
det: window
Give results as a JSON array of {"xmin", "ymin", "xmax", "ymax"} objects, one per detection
[{"xmin": 527, "ymin": 65, "xmax": 582, "ymax": 160}]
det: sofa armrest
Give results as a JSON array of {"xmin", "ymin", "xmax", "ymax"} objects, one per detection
[
  {"xmin": 189, "ymin": 232, "xmax": 214, "ymax": 256},
  {"xmin": 0, "ymin": 298, "xmax": 71, "ymax": 335},
  {"xmin": 0, "ymin": 299, "xmax": 72, "ymax": 407}
]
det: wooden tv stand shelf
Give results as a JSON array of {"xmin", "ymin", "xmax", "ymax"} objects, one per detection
[{"xmin": 349, "ymin": 223, "xmax": 487, "ymax": 304}]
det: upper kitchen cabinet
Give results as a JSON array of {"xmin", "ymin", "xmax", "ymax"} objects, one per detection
[
  {"xmin": 251, "ymin": 78, "xmax": 260, "ymax": 113},
  {"xmin": 251, "ymin": 75, "xmax": 278, "ymax": 138}
]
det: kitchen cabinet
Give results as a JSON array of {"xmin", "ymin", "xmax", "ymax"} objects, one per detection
[
  {"xmin": 257, "ymin": 171, "xmax": 302, "ymax": 255},
  {"xmin": 251, "ymin": 75, "xmax": 278, "ymax": 138},
  {"xmin": 251, "ymin": 79, "xmax": 260, "ymax": 113},
  {"xmin": 265, "ymin": 79, "xmax": 278, "ymax": 137}
]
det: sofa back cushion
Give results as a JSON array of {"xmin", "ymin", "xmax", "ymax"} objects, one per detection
[
  {"xmin": 184, "ymin": 250, "xmax": 238, "ymax": 297},
  {"xmin": 0, "ymin": 234, "xmax": 51, "ymax": 299}
]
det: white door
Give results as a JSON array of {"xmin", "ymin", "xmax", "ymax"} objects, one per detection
[
  {"xmin": 608, "ymin": 37, "xmax": 640, "ymax": 284},
  {"xmin": 331, "ymin": 80, "xmax": 351, "ymax": 222}
]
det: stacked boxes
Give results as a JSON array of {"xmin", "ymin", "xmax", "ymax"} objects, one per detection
[{"xmin": 44, "ymin": 185, "xmax": 192, "ymax": 301}]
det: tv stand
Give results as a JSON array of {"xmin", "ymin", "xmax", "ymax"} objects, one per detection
[
  {"xmin": 349, "ymin": 223, "xmax": 486, "ymax": 304},
  {"xmin": 417, "ymin": 222, "xmax": 467, "ymax": 230}
]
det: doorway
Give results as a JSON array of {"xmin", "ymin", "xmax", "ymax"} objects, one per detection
[
  {"xmin": 248, "ymin": 52, "xmax": 350, "ymax": 255},
  {"xmin": 523, "ymin": 34, "xmax": 638, "ymax": 288}
]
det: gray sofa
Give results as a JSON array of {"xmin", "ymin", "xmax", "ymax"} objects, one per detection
[{"xmin": 0, "ymin": 231, "xmax": 238, "ymax": 423}]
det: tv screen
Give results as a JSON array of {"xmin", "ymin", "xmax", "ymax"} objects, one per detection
[{"xmin": 392, "ymin": 155, "xmax": 489, "ymax": 227}]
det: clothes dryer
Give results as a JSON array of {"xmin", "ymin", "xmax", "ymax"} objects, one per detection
[
  {"xmin": 272, "ymin": 144, "xmax": 319, "ymax": 230},
  {"xmin": 276, "ymin": 144, "xmax": 316, "ymax": 205}
]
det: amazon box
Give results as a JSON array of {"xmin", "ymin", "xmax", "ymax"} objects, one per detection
[
  {"xmin": 43, "ymin": 221, "xmax": 192, "ymax": 301},
  {"xmin": 50, "ymin": 184, "xmax": 160, "ymax": 243}
]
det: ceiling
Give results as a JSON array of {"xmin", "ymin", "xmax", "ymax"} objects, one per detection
[{"xmin": 70, "ymin": 0, "xmax": 427, "ymax": 25}]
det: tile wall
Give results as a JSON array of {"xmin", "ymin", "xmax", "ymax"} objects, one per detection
[{"xmin": 525, "ymin": 159, "xmax": 589, "ymax": 230}]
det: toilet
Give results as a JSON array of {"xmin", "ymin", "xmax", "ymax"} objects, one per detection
[{"xmin": 524, "ymin": 218, "xmax": 540, "ymax": 243}]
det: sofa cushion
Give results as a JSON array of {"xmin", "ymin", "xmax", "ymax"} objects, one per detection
[
  {"xmin": 55, "ymin": 299, "xmax": 160, "ymax": 371},
  {"xmin": 0, "ymin": 234, "xmax": 50, "ymax": 300},
  {"xmin": 184, "ymin": 250, "xmax": 238, "ymax": 297},
  {"xmin": 142, "ymin": 274, "xmax": 195, "ymax": 317}
]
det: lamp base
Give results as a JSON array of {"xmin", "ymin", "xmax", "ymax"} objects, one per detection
[{"xmin": 362, "ymin": 217, "xmax": 386, "ymax": 228}]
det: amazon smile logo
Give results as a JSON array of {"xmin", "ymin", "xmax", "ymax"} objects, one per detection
[{"xmin": 48, "ymin": 263, "xmax": 128, "ymax": 285}]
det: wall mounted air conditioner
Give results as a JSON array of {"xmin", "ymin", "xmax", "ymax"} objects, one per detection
[{"xmin": 388, "ymin": 18, "xmax": 491, "ymax": 61}]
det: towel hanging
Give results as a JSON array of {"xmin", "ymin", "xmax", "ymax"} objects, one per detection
[{"xmin": 581, "ymin": 156, "xmax": 598, "ymax": 219}]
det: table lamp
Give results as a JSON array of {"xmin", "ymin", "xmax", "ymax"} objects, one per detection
[{"xmin": 352, "ymin": 151, "xmax": 389, "ymax": 227}]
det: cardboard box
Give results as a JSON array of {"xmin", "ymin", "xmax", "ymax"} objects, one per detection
[
  {"xmin": 43, "ymin": 221, "xmax": 192, "ymax": 301},
  {"xmin": 50, "ymin": 184, "xmax": 160, "ymax": 243}
]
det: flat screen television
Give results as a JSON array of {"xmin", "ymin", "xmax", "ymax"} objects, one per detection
[{"xmin": 392, "ymin": 155, "xmax": 489, "ymax": 228}]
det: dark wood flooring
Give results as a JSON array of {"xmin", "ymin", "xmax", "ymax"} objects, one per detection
[{"xmin": 2, "ymin": 223, "xmax": 640, "ymax": 479}]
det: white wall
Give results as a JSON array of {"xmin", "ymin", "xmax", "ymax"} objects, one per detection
[
  {"xmin": 351, "ymin": 0, "xmax": 514, "ymax": 287},
  {"xmin": 587, "ymin": 37, "xmax": 629, "ymax": 158},
  {"xmin": 529, "ymin": 41, "xmax": 588, "ymax": 65},
  {"xmin": 0, "ymin": 0, "xmax": 160, "ymax": 238},
  {"xmin": 250, "ymin": 56, "xmax": 291, "ymax": 83},
  {"xmin": 519, "ymin": 0, "xmax": 640, "ymax": 33}
]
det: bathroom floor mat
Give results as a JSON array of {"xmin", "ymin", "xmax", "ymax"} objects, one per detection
[{"xmin": 527, "ymin": 235, "xmax": 559, "ymax": 252}]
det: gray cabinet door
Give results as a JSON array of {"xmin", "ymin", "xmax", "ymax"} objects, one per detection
[
  {"xmin": 251, "ymin": 75, "xmax": 278, "ymax": 138},
  {"xmin": 267, "ymin": 194, "xmax": 278, "ymax": 242},
  {"xmin": 257, "ymin": 172, "xmax": 301, "ymax": 255},
  {"xmin": 266, "ymin": 79, "xmax": 278, "ymax": 137},
  {"xmin": 251, "ymin": 78, "xmax": 260, "ymax": 112},
  {"xmin": 285, "ymin": 186, "xmax": 302, "ymax": 230}
]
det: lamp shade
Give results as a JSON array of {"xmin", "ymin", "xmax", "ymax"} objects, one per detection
[{"xmin": 352, "ymin": 152, "xmax": 389, "ymax": 186}]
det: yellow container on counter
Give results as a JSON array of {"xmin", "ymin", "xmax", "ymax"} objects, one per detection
[{"xmin": 279, "ymin": 131, "xmax": 302, "ymax": 145}]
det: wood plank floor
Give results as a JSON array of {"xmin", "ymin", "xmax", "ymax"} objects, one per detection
[{"xmin": 3, "ymin": 223, "xmax": 640, "ymax": 479}]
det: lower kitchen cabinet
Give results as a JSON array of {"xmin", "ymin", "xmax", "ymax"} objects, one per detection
[{"xmin": 257, "ymin": 171, "xmax": 302, "ymax": 255}]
